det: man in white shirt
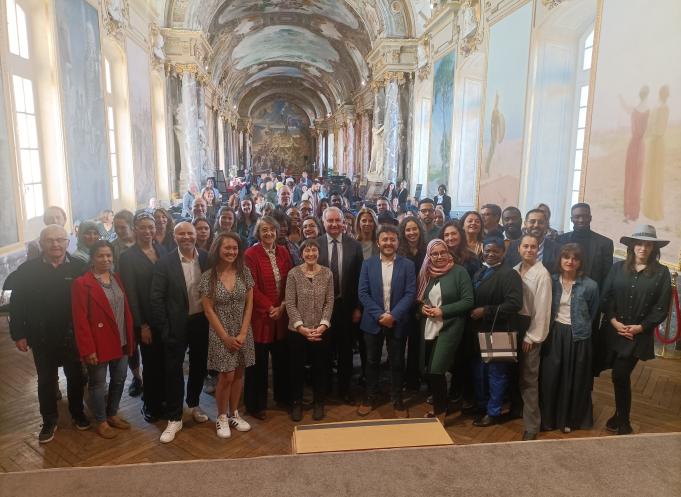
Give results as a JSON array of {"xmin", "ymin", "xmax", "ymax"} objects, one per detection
[
  {"xmin": 357, "ymin": 225, "xmax": 416, "ymax": 418},
  {"xmin": 150, "ymin": 222, "xmax": 210, "ymax": 443}
]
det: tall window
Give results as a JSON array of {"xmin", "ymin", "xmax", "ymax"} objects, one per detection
[
  {"xmin": 569, "ymin": 29, "xmax": 594, "ymax": 209},
  {"xmin": 7, "ymin": 0, "xmax": 44, "ymax": 219},
  {"xmin": 104, "ymin": 58, "xmax": 120, "ymax": 200},
  {"xmin": 6, "ymin": 0, "xmax": 29, "ymax": 59}
]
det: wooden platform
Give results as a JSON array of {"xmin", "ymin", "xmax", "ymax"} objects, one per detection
[{"xmin": 1, "ymin": 316, "xmax": 681, "ymax": 473}]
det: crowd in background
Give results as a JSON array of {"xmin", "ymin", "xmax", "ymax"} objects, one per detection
[{"xmin": 7, "ymin": 171, "xmax": 672, "ymax": 445}]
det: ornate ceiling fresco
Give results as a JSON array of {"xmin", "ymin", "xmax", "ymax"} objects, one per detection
[{"xmin": 164, "ymin": 0, "xmax": 415, "ymax": 124}]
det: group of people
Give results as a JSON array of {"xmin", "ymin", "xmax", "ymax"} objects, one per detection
[{"xmin": 8, "ymin": 173, "xmax": 672, "ymax": 446}]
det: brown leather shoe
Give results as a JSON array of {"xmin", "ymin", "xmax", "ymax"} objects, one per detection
[
  {"xmin": 107, "ymin": 415, "xmax": 131, "ymax": 430},
  {"xmin": 357, "ymin": 401, "xmax": 373, "ymax": 417},
  {"xmin": 97, "ymin": 421, "xmax": 117, "ymax": 439}
]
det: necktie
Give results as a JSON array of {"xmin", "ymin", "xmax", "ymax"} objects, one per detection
[{"xmin": 331, "ymin": 239, "xmax": 340, "ymax": 297}]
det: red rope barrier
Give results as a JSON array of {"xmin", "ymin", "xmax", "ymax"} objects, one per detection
[{"xmin": 655, "ymin": 284, "xmax": 681, "ymax": 345}]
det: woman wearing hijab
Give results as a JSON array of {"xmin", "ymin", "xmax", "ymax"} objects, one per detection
[{"xmin": 417, "ymin": 239, "xmax": 474, "ymax": 422}]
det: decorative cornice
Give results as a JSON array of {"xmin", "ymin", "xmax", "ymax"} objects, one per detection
[
  {"xmin": 367, "ymin": 38, "xmax": 418, "ymax": 83},
  {"xmin": 101, "ymin": 0, "xmax": 129, "ymax": 44}
]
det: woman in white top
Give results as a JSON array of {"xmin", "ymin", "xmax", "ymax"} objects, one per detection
[
  {"xmin": 540, "ymin": 243, "xmax": 599, "ymax": 434},
  {"xmin": 513, "ymin": 234, "xmax": 552, "ymax": 440},
  {"xmin": 416, "ymin": 239, "xmax": 474, "ymax": 422}
]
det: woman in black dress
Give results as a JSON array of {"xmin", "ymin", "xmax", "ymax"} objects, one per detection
[{"xmin": 600, "ymin": 225, "xmax": 671, "ymax": 435}]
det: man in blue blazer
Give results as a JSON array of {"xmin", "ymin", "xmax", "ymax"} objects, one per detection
[{"xmin": 357, "ymin": 225, "xmax": 416, "ymax": 418}]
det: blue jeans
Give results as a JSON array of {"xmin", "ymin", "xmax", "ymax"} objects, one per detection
[
  {"xmin": 87, "ymin": 355, "xmax": 129, "ymax": 423},
  {"xmin": 473, "ymin": 359, "xmax": 509, "ymax": 417}
]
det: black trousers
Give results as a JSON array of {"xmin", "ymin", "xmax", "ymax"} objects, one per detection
[
  {"xmin": 404, "ymin": 313, "xmax": 421, "ymax": 387},
  {"xmin": 32, "ymin": 342, "xmax": 85, "ymax": 424},
  {"xmin": 128, "ymin": 343, "xmax": 141, "ymax": 371},
  {"xmin": 364, "ymin": 329, "xmax": 406, "ymax": 403},
  {"xmin": 611, "ymin": 355, "xmax": 639, "ymax": 425},
  {"xmin": 245, "ymin": 338, "xmax": 289, "ymax": 414},
  {"xmin": 289, "ymin": 331, "xmax": 330, "ymax": 403},
  {"xmin": 140, "ymin": 328, "xmax": 166, "ymax": 416},
  {"xmin": 328, "ymin": 301, "xmax": 355, "ymax": 396},
  {"xmin": 163, "ymin": 314, "xmax": 208, "ymax": 421}
]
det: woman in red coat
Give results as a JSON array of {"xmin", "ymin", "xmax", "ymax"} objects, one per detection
[
  {"xmin": 72, "ymin": 240, "xmax": 134, "ymax": 439},
  {"xmin": 243, "ymin": 216, "xmax": 293, "ymax": 419}
]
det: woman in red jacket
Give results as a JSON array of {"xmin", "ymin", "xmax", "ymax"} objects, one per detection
[
  {"xmin": 243, "ymin": 216, "xmax": 293, "ymax": 419},
  {"xmin": 72, "ymin": 240, "xmax": 134, "ymax": 439}
]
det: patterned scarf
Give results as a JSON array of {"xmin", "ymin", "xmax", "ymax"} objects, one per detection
[{"xmin": 417, "ymin": 239, "xmax": 455, "ymax": 301}]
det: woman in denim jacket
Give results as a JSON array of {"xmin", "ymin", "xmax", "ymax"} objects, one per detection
[{"xmin": 540, "ymin": 243, "xmax": 599, "ymax": 433}]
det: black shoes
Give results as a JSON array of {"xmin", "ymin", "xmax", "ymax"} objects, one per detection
[
  {"xmin": 606, "ymin": 413, "xmax": 618, "ymax": 433},
  {"xmin": 291, "ymin": 402, "xmax": 303, "ymax": 422},
  {"xmin": 617, "ymin": 423, "xmax": 633, "ymax": 435},
  {"xmin": 39, "ymin": 422, "xmax": 57, "ymax": 444},
  {"xmin": 128, "ymin": 377, "xmax": 143, "ymax": 397},
  {"xmin": 313, "ymin": 403, "xmax": 325, "ymax": 421},
  {"xmin": 141, "ymin": 405, "xmax": 160, "ymax": 423},
  {"xmin": 473, "ymin": 414, "xmax": 500, "ymax": 427},
  {"xmin": 72, "ymin": 414, "xmax": 91, "ymax": 431}
]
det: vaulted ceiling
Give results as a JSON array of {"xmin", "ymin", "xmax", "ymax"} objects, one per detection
[{"xmin": 164, "ymin": 0, "xmax": 421, "ymax": 125}]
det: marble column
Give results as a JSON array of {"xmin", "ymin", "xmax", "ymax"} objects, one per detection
[
  {"xmin": 383, "ymin": 78, "xmax": 402, "ymax": 185},
  {"xmin": 360, "ymin": 111, "xmax": 372, "ymax": 180},
  {"xmin": 346, "ymin": 118, "xmax": 355, "ymax": 179},
  {"xmin": 217, "ymin": 117, "xmax": 225, "ymax": 173},
  {"xmin": 175, "ymin": 72, "xmax": 201, "ymax": 191}
]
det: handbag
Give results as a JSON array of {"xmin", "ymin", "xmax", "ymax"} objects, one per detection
[{"xmin": 478, "ymin": 306, "xmax": 518, "ymax": 363}]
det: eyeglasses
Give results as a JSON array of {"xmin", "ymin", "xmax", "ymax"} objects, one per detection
[
  {"xmin": 43, "ymin": 238, "xmax": 68, "ymax": 245},
  {"xmin": 430, "ymin": 251, "xmax": 448, "ymax": 259}
]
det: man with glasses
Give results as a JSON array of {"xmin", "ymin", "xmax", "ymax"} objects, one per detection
[
  {"xmin": 418, "ymin": 198, "xmax": 440, "ymax": 241},
  {"xmin": 10, "ymin": 225, "xmax": 90, "ymax": 443},
  {"xmin": 298, "ymin": 199, "xmax": 314, "ymax": 219}
]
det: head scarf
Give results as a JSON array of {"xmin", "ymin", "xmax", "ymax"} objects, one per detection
[{"xmin": 417, "ymin": 239, "xmax": 454, "ymax": 301}]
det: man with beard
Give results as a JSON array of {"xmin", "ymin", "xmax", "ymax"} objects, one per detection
[{"xmin": 504, "ymin": 209, "xmax": 560, "ymax": 271}]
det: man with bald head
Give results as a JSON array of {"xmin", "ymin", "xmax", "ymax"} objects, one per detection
[
  {"xmin": 26, "ymin": 206, "xmax": 77, "ymax": 259},
  {"xmin": 10, "ymin": 225, "xmax": 89, "ymax": 443},
  {"xmin": 151, "ymin": 221, "xmax": 210, "ymax": 443}
]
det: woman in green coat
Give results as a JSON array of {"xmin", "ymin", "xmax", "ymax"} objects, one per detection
[{"xmin": 417, "ymin": 239, "xmax": 474, "ymax": 422}]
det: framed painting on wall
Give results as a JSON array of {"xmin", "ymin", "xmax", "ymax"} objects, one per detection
[{"xmin": 427, "ymin": 50, "xmax": 456, "ymax": 197}]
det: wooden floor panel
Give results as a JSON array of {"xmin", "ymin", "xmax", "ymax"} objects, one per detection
[{"xmin": 1, "ymin": 316, "xmax": 680, "ymax": 473}]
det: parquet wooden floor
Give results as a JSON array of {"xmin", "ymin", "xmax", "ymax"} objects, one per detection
[{"xmin": 1, "ymin": 316, "xmax": 680, "ymax": 473}]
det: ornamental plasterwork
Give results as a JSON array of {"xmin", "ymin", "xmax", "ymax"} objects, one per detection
[
  {"xmin": 149, "ymin": 23, "xmax": 166, "ymax": 72},
  {"xmin": 101, "ymin": 0, "xmax": 129, "ymax": 44},
  {"xmin": 416, "ymin": 35, "xmax": 431, "ymax": 81},
  {"xmin": 458, "ymin": 0, "xmax": 484, "ymax": 58},
  {"xmin": 541, "ymin": 0, "xmax": 566, "ymax": 9}
]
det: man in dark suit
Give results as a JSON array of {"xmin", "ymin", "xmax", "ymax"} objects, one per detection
[
  {"xmin": 317, "ymin": 206, "xmax": 364, "ymax": 403},
  {"xmin": 557, "ymin": 203, "xmax": 613, "ymax": 290},
  {"xmin": 357, "ymin": 225, "xmax": 416, "ymax": 418},
  {"xmin": 10, "ymin": 225, "xmax": 89, "ymax": 443},
  {"xmin": 151, "ymin": 221, "xmax": 209, "ymax": 443},
  {"xmin": 505, "ymin": 209, "xmax": 560, "ymax": 271}
]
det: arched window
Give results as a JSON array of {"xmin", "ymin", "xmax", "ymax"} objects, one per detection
[
  {"xmin": 6, "ymin": 0, "xmax": 44, "ymax": 219},
  {"xmin": 568, "ymin": 28, "xmax": 594, "ymax": 213}
]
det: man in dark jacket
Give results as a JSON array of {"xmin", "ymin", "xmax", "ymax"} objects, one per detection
[
  {"xmin": 151, "ymin": 221, "xmax": 209, "ymax": 443},
  {"xmin": 557, "ymin": 203, "xmax": 613, "ymax": 290},
  {"xmin": 9, "ymin": 225, "xmax": 89, "ymax": 443}
]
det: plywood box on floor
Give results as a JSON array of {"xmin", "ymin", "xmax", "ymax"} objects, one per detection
[{"xmin": 291, "ymin": 418, "xmax": 453, "ymax": 454}]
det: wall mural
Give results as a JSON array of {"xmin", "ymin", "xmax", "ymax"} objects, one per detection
[
  {"xmin": 0, "ymin": 71, "xmax": 18, "ymax": 247},
  {"xmin": 126, "ymin": 40, "xmax": 157, "ymax": 206},
  {"xmin": 427, "ymin": 50, "xmax": 456, "ymax": 196},
  {"xmin": 251, "ymin": 98, "xmax": 312, "ymax": 174},
  {"xmin": 56, "ymin": 0, "xmax": 111, "ymax": 222},
  {"xmin": 479, "ymin": 1, "xmax": 532, "ymax": 207},
  {"xmin": 584, "ymin": 0, "xmax": 681, "ymax": 264}
]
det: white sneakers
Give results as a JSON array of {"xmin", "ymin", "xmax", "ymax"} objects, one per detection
[
  {"xmin": 160, "ymin": 420, "xmax": 183, "ymax": 443},
  {"xmin": 228, "ymin": 410, "xmax": 251, "ymax": 432},
  {"xmin": 192, "ymin": 407, "xmax": 209, "ymax": 423},
  {"xmin": 216, "ymin": 415, "xmax": 231, "ymax": 438}
]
